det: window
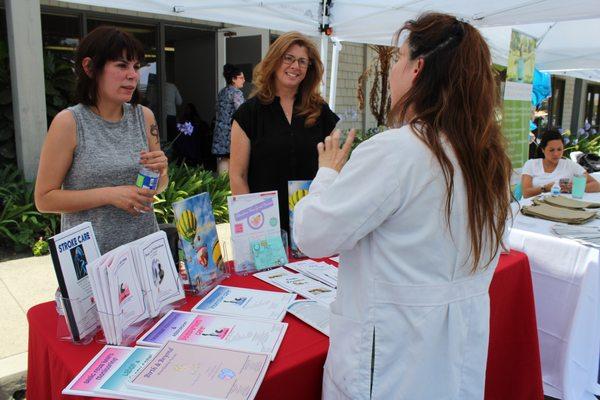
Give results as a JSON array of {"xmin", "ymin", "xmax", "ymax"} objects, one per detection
[
  {"xmin": 585, "ymin": 84, "xmax": 600, "ymax": 130},
  {"xmin": 41, "ymin": 13, "xmax": 82, "ymax": 117}
]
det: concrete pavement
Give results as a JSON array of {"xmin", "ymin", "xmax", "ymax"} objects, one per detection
[{"xmin": 0, "ymin": 255, "xmax": 56, "ymax": 399}]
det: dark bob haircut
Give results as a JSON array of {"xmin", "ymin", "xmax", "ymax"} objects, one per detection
[
  {"xmin": 74, "ymin": 26, "xmax": 145, "ymax": 106},
  {"xmin": 536, "ymin": 129, "xmax": 564, "ymax": 158},
  {"xmin": 223, "ymin": 63, "xmax": 242, "ymax": 85}
]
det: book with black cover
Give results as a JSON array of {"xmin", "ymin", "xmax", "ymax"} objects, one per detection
[{"xmin": 48, "ymin": 222, "xmax": 101, "ymax": 341}]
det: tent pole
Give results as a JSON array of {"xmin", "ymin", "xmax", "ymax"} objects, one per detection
[
  {"xmin": 328, "ymin": 38, "xmax": 342, "ymax": 111},
  {"xmin": 320, "ymin": 34, "xmax": 329, "ymax": 97}
]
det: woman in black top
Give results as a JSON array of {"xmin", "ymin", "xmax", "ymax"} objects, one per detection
[{"xmin": 230, "ymin": 31, "xmax": 339, "ymax": 234}]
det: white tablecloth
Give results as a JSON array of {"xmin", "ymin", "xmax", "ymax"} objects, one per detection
[{"xmin": 508, "ymin": 193, "xmax": 600, "ymax": 399}]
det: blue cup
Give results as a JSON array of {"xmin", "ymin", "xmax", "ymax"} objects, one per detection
[
  {"xmin": 572, "ymin": 174, "xmax": 586, "ymax": 199},
  {"xmin": 511, "ymin": 183, "xmax": 522, "ymax": 201}
]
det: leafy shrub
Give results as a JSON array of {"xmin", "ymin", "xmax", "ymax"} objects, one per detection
[
  {"xmin": 153, "ymin": 163, "xmax": 231, "ymax": 225},
  {"xmin": 562, "ymin": 121, "xmax": 600, "ymax": 158},
  {"xmin": 0, "ymin": 165, "xmax": 59, "ymax": 254}
]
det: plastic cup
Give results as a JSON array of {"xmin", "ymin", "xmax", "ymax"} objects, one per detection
[
  {"xmin": 571, "ymin": 174, "xmax": 586, "ymax": 199},
  {"xmin": 511, "ymin": 183, "xmax": 522, "ymax": 201}
]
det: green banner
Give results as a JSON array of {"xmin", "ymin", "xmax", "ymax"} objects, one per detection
[{"xmin": 502, "ymin": 30, "xmax": 536, "ymax": 169}]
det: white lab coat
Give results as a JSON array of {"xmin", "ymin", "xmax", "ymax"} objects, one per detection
[{"xmin": 293, "ymin": 126, "xmax": 498, "ymax": 400}]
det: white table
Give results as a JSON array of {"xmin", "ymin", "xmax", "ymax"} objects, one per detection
[{"xmin": 508, "ymin": 193, "xmax": 600, "ymax": 399}]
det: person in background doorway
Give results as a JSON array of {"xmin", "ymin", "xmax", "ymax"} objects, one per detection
[
  {"xmin": 165, "ymin": 80, "xmax": 183, "ymax": 142},
  {"xmin": 229, "ymin": 32, "xmax": 339, "ymax": 235},
  {"xmin": 212, "ymin": 64, "xmax": 245, "ymax": 173},
  {"xmin": 34, "ymin": 26, "xmax": 168, "ymax": 254}
]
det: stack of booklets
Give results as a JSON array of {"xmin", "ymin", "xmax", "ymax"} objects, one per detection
[
  {"xmin": 540, "ymin": 195, "xmax": 600, "ymax": 209},
  {"xmin": 63, "ymin": 341, "xmax": 270, "ymax": 400},
  {"xmin": 191, "ymin": 285, "xmax": 296, "ymax": 321},
  {"xmin": 88, "ymin": 230, "xmax": 185, "ymax": 345},
  {"xmin": 286, "ymin": 260, "xmax": 338, "ymax": 288},
  {"xmin": 137, "ymin": 309, "xmax": 287, "ymax": 360},
  {"xmin": 49, "ymin": 222, "xmax": 102, "ymax": 342},
  {"xmin": 254, "ymin": 265, "xmax": 337, "ymax": 306},
  {"xmin": 521, "ymin": 202, "xmax": 598, "ymax": 224},
  {"xmin": 552, "ymin": 224, "xmax": 600, "ymax": 248}
]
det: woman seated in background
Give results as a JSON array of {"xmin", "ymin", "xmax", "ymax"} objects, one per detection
[{"xmin": 521, "ymin": 129, "xmax": 600, "ymax": 197}]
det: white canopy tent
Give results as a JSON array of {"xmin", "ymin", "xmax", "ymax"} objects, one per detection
[{"xmin": 60, "ymin": 0, "xmax": 600, "ymax": 106}]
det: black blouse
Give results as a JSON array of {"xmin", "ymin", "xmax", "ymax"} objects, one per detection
[{"xmin": 233, "ymin": 96, "xmax": 339, "ymax": 234}]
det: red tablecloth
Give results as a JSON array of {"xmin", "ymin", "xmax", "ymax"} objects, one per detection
[{"xmin": 27, "ymin": 251, "xmax": 542, "ymax": 400}]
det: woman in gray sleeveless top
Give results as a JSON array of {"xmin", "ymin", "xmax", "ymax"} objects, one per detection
[{"xmin": 35, "ymin": 27, "xmax": 169, "ymax": 254}]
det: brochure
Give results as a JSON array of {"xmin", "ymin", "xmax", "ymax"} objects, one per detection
[
  {"xmin": 253, "ymin": 267, "xmax": 297, "ymax": 292},
  {"xmin": 62, "ymin": 345, "xmax": 134, "ymax": 398},
  {"xmin": 287, "ymin": 300, "xmax": 330, "ymax": 336},
  {"xmin": 96, "ymin": 346, "xmax": 172, "ymax": 400},
  {"xmin": 48, "ymin": 222, "xmax": 101, "ymax": 342},
  {"xmin": 288, "ymin": 180, "xmax": 311, "ymax": 258},
  {"xmin": 131, "ymin": 231, "xmax": 186, "ymax": 316},
  {"xmin": 228, "ymin": 191, "xmax": 283, "ymax": 273},
  {"xmin": 88, "ymin": 231, "xmax": 185, "ymax": 345},
  {"xmin": 286, "ymin": 260, "xmax": 338, "ymax": 288},
  {"xmin": 250, "ymin": 235, "xmax": 288, "ymax": 271},
  {"xmin": 191, "ymin": 285, "xmax": 295, "ymax": 322},
  {"xmin": 108, "ymin": 247, "xmax": 148, "ymax": 345},
  {"xmin": 128, "ymin": 341, "xmax": 271, "ymax": 400},
  {"xmin": 137, "ymin": 310, "xmax": 287, "ymax": 360},
  {"xmin": 173, "ymin": 193, "xmax": 227, "ymax": 294},
  {"xmin": 269, "ymin": 273, "xmax": 336, "ymax": 306}
]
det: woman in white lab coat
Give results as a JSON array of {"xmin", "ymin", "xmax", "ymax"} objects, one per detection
[{"xmin": 293, "ymin": 12, "xmax": 512, "ymax": 400}]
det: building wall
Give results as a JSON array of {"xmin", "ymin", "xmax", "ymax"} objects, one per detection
[{"xmin": 561, "ymin": 76, "xmax": 576, "ymax": 130}]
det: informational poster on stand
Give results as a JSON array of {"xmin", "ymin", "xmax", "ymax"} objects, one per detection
[{"xmin": 503, "ymin": 29, "xmax": 536, "ymax": 169}]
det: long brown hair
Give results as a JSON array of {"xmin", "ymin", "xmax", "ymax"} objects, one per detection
[
  {"xmin": 251, "ymin": 31, "xmax": 325, "ymax": 127},
  {"xmin": 389, "ymin": 13, "xmax": 511, "ymax": 272}
]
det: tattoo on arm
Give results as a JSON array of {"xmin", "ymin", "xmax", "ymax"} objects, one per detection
[{"xmin": 150, "ymin": 123, "xmax": 159, "ymax": 144}]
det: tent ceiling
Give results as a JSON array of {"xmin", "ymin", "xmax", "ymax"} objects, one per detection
[{"xmin": 60, "ymin": 0, "xmax": 600, "ymax": 75}]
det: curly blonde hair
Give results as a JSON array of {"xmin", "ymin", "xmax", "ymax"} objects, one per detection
[{"xmin": 251, "ymin": 31, "xmax": 325, "ymax": 127}]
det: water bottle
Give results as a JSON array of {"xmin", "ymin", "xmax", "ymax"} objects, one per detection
[
  {"xmin": 136, "ymin": 167, "xmax": 160, "ymax": 190},
  {"xmin": 551, "ymin": 181, "xmax": 561, "ymax": 197}
]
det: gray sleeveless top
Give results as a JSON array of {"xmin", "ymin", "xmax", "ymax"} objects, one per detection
[{"xmin": 62, "ymin": 103, "xmax": 159, "ymax": 254}]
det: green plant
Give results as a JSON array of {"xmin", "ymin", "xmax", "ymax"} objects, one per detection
[
  {"xmin": 0, "ymin": 41, "xmax": 15, "ymax": 165},
  {"xmin": 0, "ymin": 164, "xmax": 59, "ymax": 254},
  {"xmin": 32, "ymin": 238, "xmax": 49, "ymax": 256},
  {"xmin": 0, "ymin": 41, "xmax": 76, "ymax": 167},
  {"xmin": 153, "ymin": 163, "xmax": 231, "ymax": 225},
  {"xmin": 43, "ymin": 51, "xmax": 76, "ymax": 119}
]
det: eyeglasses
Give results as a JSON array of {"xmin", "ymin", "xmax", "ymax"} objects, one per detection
[{"xmin": 282, "ymin": 53, "xmax": 311, "ymax": 69}]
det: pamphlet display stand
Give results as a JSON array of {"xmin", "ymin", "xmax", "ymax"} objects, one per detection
[
  {"xmin": 57, "ymin": 281, "xmax": 187, "ymax": 346},
  {"xmin": 55, "ymin": 297, "xmax": 100, "ymax": 345}
]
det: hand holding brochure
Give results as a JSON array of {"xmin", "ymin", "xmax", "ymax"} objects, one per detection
[
  {"xmin": 88, "ymin": 231, "xmax": 185, "ymax": 345},
  {"xmin": 128, "ymin": 341, "xmax": 270, "ymax": 400},
  {"xmin": 137, "ymin": 310, "xmax": 287, "ymax": 360},
  {"xmin": 49, "ymin": 222, "xmax": 101, "ymax": 342},
  {"xmin": 192, "ymin": 285, "xmax": 295, "ymax": 322}
]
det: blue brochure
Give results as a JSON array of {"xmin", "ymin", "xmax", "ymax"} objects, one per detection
[{"xmin": 172, "ymin": 193, "xmax": 226, "ymax": 295}]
